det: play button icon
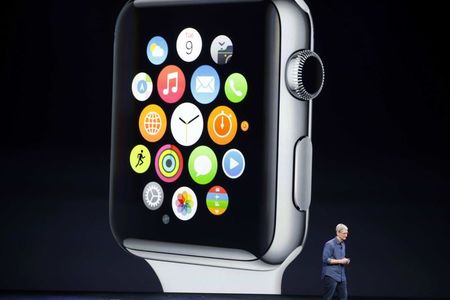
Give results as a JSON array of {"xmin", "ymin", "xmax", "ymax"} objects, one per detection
[
  {"xmin": 229, "ymin": 158, "xmax": 239, "ymax": 170},
  {"xmin": 222, "ymin": 149, "xmax": 245, "ymax": 179}
]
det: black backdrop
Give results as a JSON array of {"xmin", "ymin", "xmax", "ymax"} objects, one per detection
[{"xmin": 1, "ymin": 0, "xmax": 449, "ymax": 298}]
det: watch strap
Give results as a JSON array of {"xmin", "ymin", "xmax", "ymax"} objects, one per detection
[{"xmin": 145, "ymin": 246, "xmax": 302, "ymax": 294}]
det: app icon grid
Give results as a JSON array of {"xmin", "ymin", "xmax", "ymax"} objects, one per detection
[{"xmin": 130, "ymin": 31, "xmax": 249, "ymax": 220}]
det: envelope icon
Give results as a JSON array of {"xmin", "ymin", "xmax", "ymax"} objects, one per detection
[{"xmin": 196, "ymin": 76, "xmax": 215, "ymax": 93}]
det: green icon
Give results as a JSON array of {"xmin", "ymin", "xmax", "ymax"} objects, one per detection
[
  {"xmin": 224, "ymin": 73, "xmax": 248, "ymax": 103},
  {"xmin": 130, "ymin": 144, "xmax": 151, "ymax": 173},
  {"xmin": 188, "ymin": 145, "xmax": 217, "ymax": 185}
]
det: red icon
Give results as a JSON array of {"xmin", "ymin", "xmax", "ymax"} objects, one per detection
[{"xmin": 157, "ymin": 65, "xmax": 186, "ymax": 104}]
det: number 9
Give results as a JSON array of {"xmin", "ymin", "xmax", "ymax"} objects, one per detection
[{"xmin": 186, "ymin": 40, "xmax": 193, "ymax": 55}]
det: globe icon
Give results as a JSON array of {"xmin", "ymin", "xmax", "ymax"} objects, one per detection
[{"xmin": 144, "ymin": 112, "xmax": 162, "ymax": 135}]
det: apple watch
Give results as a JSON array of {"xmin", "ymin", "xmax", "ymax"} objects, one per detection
[{"xmin": 110, "ymin": 0, "xmax": 324, "ymax": 294}]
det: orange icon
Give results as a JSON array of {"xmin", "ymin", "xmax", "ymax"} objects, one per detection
[
  {"xmin": 241, "ymin": 121, "xmax": 249, "ymax": 132},
  {"xmin": 207, "ymin": 106, "xmax": 237, "ymax": 145},
  {"xmin": 139, "ymin": 104, "xmax": 167, "ymax": 142}
]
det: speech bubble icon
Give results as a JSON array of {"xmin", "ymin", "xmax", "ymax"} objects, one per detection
[
  {"xmin": 188, "ymin": 146, "xmax": 218, "ymax": 185},
  {"xmin": 194, "ymin": 155, "xmax": 212, "ymax": 177}
]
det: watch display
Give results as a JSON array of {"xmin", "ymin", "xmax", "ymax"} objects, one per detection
[{"xmin": 111, "ymin": 0, "xmax": 281, "ymax": 258}]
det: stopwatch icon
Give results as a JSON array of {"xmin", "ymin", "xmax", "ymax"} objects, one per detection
[{"xmin": 207, "ymin": 106, "xmax": 237, "ymax": 145}]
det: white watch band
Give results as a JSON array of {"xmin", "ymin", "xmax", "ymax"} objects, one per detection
[{"xmin": 145, "ymin": 246, "xmax": 302, "ymax": 294}]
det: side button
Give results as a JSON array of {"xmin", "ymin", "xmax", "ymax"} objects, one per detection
[{"xmin": 293, "ymin": 136, "xmax": 312, "ymax": 211}]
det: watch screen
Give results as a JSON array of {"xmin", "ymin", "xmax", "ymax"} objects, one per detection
[{"xmin": 111, "ymin": 0, "xmax": 280, "ymax": 258}]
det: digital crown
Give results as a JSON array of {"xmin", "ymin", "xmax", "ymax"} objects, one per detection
[{"xmin": 286, "ymin": 50, "xmax": 325, "ymax": 101}]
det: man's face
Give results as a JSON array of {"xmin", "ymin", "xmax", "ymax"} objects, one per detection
[{"xmin": 337, "ymin": 229, "xmax": 348, "ymax": 241}]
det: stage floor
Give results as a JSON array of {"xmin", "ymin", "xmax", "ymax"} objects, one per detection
[{"xmin": 0, "ymin": 293, "xmax": 430, "ymax": 300}]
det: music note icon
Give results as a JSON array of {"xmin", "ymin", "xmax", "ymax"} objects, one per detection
[
  {"xmin": 157, "ymin": 65, "xmax": 186, "ymax": 104},
  {"xmin": 163, "ymin": 72, "xmax": 179, "ymax": 95}
]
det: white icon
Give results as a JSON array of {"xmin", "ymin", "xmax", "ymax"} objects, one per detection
[
  {"xmin": 229, "ymin": 157, "xmax": 239, "ymax": 170},
  {"xmin": 172, "ymin": 186, "xmax": 198, "ymax": 221},
  {"xmin": 170, "ymin": 102, "xmax": 203, "ymax": 146},
  {"xmin": 194, "ymin": 155, "xmax": 212, "ymax": 177},
  {"xmin": 131, "ymin": 72, "xmax": 153, "ymax": 101},
  {"xmin": 163, "ymin": 72, "xmax": 179, "ymax": 95},
  {"xmin": 196, "ymin": 76, "xmax": 215, "ymax": 93},
  {"xmin": 149, "ymin": 43, "xmax": 164, "ymax": 57},
  {"xmin": 144, "ymin": 111, "xmax": 163, "ymax": 136},
  {"xmin": 229, "ymin": 79, "xmax": 243, "ymax": 97},
  {"xmin": 210, "ymin": 35, "xmax": 233, "ymax": 64},
  {"xmin": 177, "ymin": 28, "xmax": 202, "ymax": 62},
  {"xmin": 143, "ymin": 182, "xmax": 164, "ymax": 210}
]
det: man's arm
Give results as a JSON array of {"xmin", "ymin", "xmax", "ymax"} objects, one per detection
[{"xmin": 328, "ymin": 258, "xmax": 350, "ymax": 265}]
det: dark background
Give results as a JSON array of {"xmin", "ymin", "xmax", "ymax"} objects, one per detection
[{"xmin": 1, "ymin": 0, "xmax": 449, "ymax": 298}]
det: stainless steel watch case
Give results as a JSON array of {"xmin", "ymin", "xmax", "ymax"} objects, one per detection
[{"xmin": 115, "ymin": 0, "xmax": 316, "ymax": 269}]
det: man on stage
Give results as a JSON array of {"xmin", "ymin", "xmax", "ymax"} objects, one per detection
[{"xmin": 322, "ymin": 223, "xmax": 350, "ymax": 300}]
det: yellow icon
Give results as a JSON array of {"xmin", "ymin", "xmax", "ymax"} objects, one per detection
[
  {"xmin": 241, "ymin": 121, "xmax": 249, "ymax": 132},
  {"xmin": 207, "ymin": 106, "xmax": 237, "ymax": 145},
  {"xmin": 130, "ymin": 144, "xmax": 151, "ymax": 174},
  {"xmin": 139, "ymin": 104, "xmax": 167, "ymax": 142}
]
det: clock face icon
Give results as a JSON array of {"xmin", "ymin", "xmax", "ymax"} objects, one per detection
[
  {"xmin": 207, "ymin": 106, "xmax": 237, "ymax": 145},
  {"xmin": 171, "ymin": 102, "xmax": 204, "ymax": 146}
]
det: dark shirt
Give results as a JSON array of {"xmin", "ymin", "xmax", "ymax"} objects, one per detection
[{"xmin": 321, "ymin": 237, "xmax": 347, "ymax": 282}]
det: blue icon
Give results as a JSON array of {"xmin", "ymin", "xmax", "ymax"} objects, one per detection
[
  {"xmin": 138, "ymin": 80, "xmax": 148, "ymax": 93},
  {"xmin": 190, "ymin": 65, "xmax": 220, "ymax": 104},
  {"xmin": 147, "ymin": 36, "xmax": 168, "ymax": 65},
  {"xmin": 222, "ymin": 149, "xmax": 245, "ymax": 179}
]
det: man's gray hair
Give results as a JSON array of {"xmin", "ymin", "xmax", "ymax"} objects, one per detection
[{"xmin": 336, "ymin": 223, "xmax": 348, "ymax": 233}]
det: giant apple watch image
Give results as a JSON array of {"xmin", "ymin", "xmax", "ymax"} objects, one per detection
[{"xmin": 110, "ymin": 0, "xmax": 324, "ymax": 294}]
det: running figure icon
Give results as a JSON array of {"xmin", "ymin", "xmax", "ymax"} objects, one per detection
[{"xmin": 136, "ymin": 149, "xmax": 146, "ymax": 167}]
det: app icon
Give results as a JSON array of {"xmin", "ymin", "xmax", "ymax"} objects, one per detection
[
  {"xmin": 131, "ymin": 72, "xmax": 153, "ymax": 101},
  {"xmin": 171, "ymin": 102, "xmax": 203, "ymax": 146},
  {"xmin": 129, "ymin": 144, "xmax": 151, "ymax": 174},
  {"xmin": 188, "ymin": 146, "xmax": 217, "ymax": 185},
  {"xmin": 210, "ymin": 35, "xmax": 233, "ymax": 65},
  {"xmin": 172, "ymin": 186, "xmax": 198, "ymax": 221},
  {"xmin": 143, "ymin": 181, "xmax": 164, "ymax": 211},
  {"xmin": 225, "ymin": 73, "xmax": 248, "ymax": 103},
  {"xmin": 155, "ymin": 144, "xmax": 183, "ymax": 183},
  {"xmin": 190, "ymin": 65, "xmax": 220, "ymax": 104},
  {"xmin": 222, "ymin": 149, "xmax": 245, "ymax": 179},
  {"xmin": 157, "ymin": 65, "xmax": 186, "ymax": 104},
  {"xmin": 176, "ymin": 27, "xmax": 202, "ymax": 62},
  {"xmin": 162, "ymin": 214, "xmax": 170, "ymax": 224},
  {"xmin": 241, "ymin": 121, "xmax": 249, "ymax": 132},
  {"xmin": 206, "ymin": 186, "xmax": 229, "ymax": 216},
  {"xmin": 147, "ymin": 36, "xmax": 168, "ymax": 65},
  {"xmin": 207, "ymin": 106, "xmax": 238, "ymax": 145},
  {"xmin": 139, "ymin": 104, "xmax": 167, "ymax": 142}
]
